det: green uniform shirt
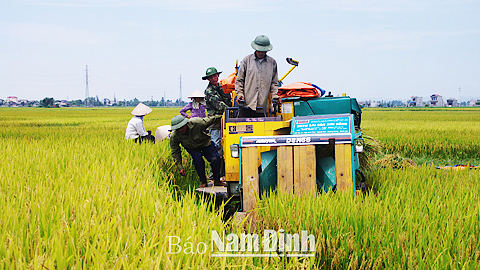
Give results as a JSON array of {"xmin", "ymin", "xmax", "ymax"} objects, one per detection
[
  {"xmin": 204, "ymin": 83, "xmax": 232, "ymax": 130},
  {"xmin": 205, "ymin": 83, "xmax": 232, "ymax": 116},
  {"xmin": 169, "ymin": 115, "xmax": 221, "ymax": 170}
]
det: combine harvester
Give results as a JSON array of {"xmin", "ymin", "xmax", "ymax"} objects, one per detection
[{"xmin": 197, "ymin": 58, "xmax": 366, "ymax": 212}]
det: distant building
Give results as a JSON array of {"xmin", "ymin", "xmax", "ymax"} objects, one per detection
[
  {"xmin": 469, "ymin": 99, "xmax": 480, "ymax": 107},
  {"xmin": 103, "ymin": 98, "xmax": 117, "ymax": 106},
  {"xmin": 59, "ymin": 100, "xmax": 70, "ymax": 107},
  {"xmin": 409, "ymin": 96, "xmax": 423, "ymax": 107},
  {"xmin": 430, "ymin": 94, "xmax": 444, "ymax": 107},
  {"xmin": 6, "ymin": 96, "xmax": 18, "ymax": 104},
  {"xmin": 446, "ymin": 98, "xmax": 458, "ymax": 107},
  {"xmin": 369, "ymin": 101, "xmax": 381, "ymax": 108}
]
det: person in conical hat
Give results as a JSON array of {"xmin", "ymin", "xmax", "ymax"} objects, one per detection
[
  {"xmin": 131, "ymin": 102, "xmax": 152, "ymax": 116},
  {"xmin": 125, "ymin": 102, "xmax": 155, "ymax": 143},
  {"xmin": 179, "ymin": 89, "xmax": 207, "ymax": 119}
]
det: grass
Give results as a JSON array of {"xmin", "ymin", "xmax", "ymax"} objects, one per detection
[
  {"xmin": 0, "ymin": 107, "xmax": 229, "ymax": 268},
  {"xmin": 258, "ymin": 166, "xmax": 480, "ymax": 269},
  {"xmin": 1, "ymin": 107, "xmax": 479, "ymax": 269},
  {"xmin": 361, "ymin": 107, "xmax": 480, "ymax": 166}
]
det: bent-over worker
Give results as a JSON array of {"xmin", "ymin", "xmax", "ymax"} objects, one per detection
[{"xmin": 169, "ymin": 115, "xmax": 226, "ymax": 188}]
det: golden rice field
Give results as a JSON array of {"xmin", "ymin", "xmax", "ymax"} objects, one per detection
[
  {"xmin": 361, "ymin": 108, "xmax": 480, "ymax": 165},
  {"xmin": 1, "ymin": 107, "xmax": 479, "ymax": 269}
]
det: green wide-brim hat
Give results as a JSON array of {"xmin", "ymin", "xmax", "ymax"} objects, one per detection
[
  {"xmin": 170, "ymin": 115, "xmax": 189, "ymax": 130},
  {"xmin": 251, "ymin": 35, "xmax": 273, "ymax": 52},
  {"xmin": 202, "ymin": 67, "xmax": 222, "ymax": 80}
]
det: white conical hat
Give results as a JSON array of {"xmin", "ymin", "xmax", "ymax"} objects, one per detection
[
  {"xmin": 188, "ymin": 89, "xmax": 205, "ymax": 98},
  {"xmin": 155, "ymin": 125, "xmax": 171, "ymax": 141},
  {"xmin": 131, "ymin": 103, "xmax": 152, "ymax": 116}
]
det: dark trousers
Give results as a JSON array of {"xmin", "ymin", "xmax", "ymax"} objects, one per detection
[
  {"xmin": 238, "ymin": 107, "xmax": 265, "ymax": 118},
  {"xmin": 134, "ymin": 131, "xmax": 155, "ymax": 144},
  {"xmin": 185, "ymin": 141, "xmax": 220, "ymax": 184}
]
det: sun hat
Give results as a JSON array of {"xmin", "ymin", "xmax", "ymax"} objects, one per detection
[
  {"xmin": 188, "ymin": 89, "xmax": 205, "ymax": 98},
  {"xmin": 155, "ymin": 125, "xmax": 171, "ymax": 141},
  {"xmin": 251, "ymin": 35, "xmax": 273, "ymax": 52},
  {"xmin": 170, "ymin": 115, "xmax": 189, "ymax": 130},
  {"xmin": 202, "ymin": 67, "xmax": 222, "ymax": 80},
  {"xmin": 131, "ymin": 103, "xmax": 153, "ymax": 116}
]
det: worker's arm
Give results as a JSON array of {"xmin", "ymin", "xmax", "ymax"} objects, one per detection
[
  {"xmin": 199, "ymin": 115, "xmax": 222, "ymax": 129},
  {"xmin": 179, "ymin": 103, "xmax": 192, "ymax": 118},
  {"xmin": 235, "ymin": 60, "xmax": 247, "ymax": 100},
  {"xmin": 169, "ymin": 134, "xmax": 184, "ymax": 172},
  {"xmin": 270, "ymin": 59, "xmax": 280, "ymax": 100},
  {"xmin": 205, "ymin": 86, "xmax": 229, "ymax": 112}
]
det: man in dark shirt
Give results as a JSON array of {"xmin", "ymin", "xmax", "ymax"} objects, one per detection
[
  {"xmin": 203, "ymin": 67, "xmax": 232, "ymax": 179},
  {"xmin": 169, "ymin": 114, "xmax": 226, "ymax": 188}
]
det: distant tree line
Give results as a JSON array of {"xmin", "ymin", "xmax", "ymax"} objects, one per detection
[
  {"xmin": 40, "ymin": 97, "xmax": 55, "ymax": 108},
  {"xmin": 37, "ymin": 96, "xmax": 187, "ymax": 108}
]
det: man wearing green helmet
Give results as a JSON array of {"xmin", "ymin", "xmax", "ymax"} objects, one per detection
[
  {"xmin": 235, "ymin": 35, "xmax": 281, "ymax": 117},
  {"xmin": 169, "ymin": 114, "xmax": 226, "ymax": 188},
  {"xmin": 203, "ymin": 67, "xmax": 232, "ymax": 180}
]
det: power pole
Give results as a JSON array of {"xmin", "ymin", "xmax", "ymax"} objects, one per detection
[
  {"xmin": 179, "ymin": 74, "xmax": 182, "ymax": 105},
  {"xmin": 85, "ymin": 65, "xmax": 89, "ymax": 107},
  {"xmin": 458, "ymin": 87, "xmax": 461, "ymax": 106}
]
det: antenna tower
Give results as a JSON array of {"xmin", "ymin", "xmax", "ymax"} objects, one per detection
[
  {"xmin": 458, "ymin": 87, "xmax": 461, "ymax": 104},
  {"xmin": 85, "ymin": 65, "xmax": 89, "ymax": 107},
  {"xmin": 179, "ymin": 74, "xmax": 182, "ymax": 104}
]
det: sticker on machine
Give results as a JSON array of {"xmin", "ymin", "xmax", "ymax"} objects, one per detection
[
  {"xmin": 229, "ymin": 125, "xmax": 254, "ymax": 134},
  {"xmin": 282, "ymin": 103, "xmax": 293, "ymax": 114}
]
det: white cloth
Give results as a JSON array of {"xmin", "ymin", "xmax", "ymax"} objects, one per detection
[
  {"xmin": 192, "ymin": 99, "xmax": 200, "ymax": 110},
  {"xmin": 155, "ymin": 125, "xmax": 171, "ymax": 141},
  {"xmin": 125, "ymin": 116, "xmax": 148, "ymax": 140}
]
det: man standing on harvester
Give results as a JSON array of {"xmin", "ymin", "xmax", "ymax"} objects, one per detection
[
  {"xmin": 203, "ymin": 67, "xmax": 232, "ymax": 180},
  {"xmin": 169, "ymin": 114, "xmax": 226, "ymax": 188},
  {"xmin": 235, "ymin": 35, "xmax": 281, "ymax": 117}
]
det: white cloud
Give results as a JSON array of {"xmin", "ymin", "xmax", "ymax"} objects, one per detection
[
  {"xmin": 4, "ymin": 23, "xmax": 114, "ymax": 45},
  {"xmin": 18, "ymin": 0, "xmax": 476, "ymax": 12},
  {"xmin": 316, "ymin": 29, "xmax": 480, "ymax": 51},
  {"xmin": 298, "ymin": 0, "xmax": 475, "ymax": 12},
  {"xmin": 19, "ymin": 0, "xmax": 268, "ymax": 11}
]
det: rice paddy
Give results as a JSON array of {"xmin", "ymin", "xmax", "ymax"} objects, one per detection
[{"xmin": 0, "ymin": 107, "xmax": 479, "ymax": 269}]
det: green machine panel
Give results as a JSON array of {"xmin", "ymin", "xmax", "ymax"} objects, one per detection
[
  {"xmin": 293, "ymin": 96, "xmax": 362, "ymax": 117},
  {"xmin": 259, "ymin": 150, "xmax": 277, "ymax": 195}
]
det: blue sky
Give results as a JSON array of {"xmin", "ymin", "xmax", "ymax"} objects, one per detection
[{"xmin": 1, "ymin": 0, "xmax": 479, "ymax": 102}]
